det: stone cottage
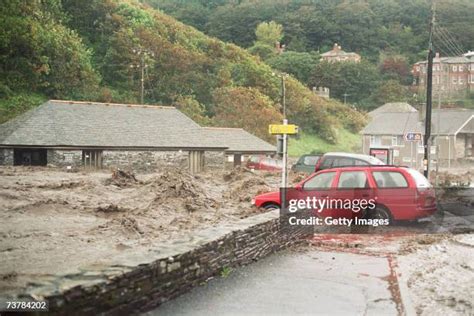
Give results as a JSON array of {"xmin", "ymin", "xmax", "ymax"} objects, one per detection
[{"xmin": 0, "ymin": 100, "xmax": 275, "ymax": 172}]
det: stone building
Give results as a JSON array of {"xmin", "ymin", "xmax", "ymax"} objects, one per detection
[
  {"xmin": 361, "ymin": 103, "xmax": 474, "ymax": 168},
  {"xmin": 412, "ymin": 52, "xmax": 474, "ymax": 101},
  {"xmin": 0, "ymin": 100, "xmax": 275, "ymax": 172},
  {"xmin": 320, "ymin": 43, "xmax": 361, "ymax": 63}
]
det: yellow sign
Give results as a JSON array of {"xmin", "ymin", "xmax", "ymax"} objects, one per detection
[{"xmin": 269, "ymin": 124, "xmax": 299, "ymax": 135}]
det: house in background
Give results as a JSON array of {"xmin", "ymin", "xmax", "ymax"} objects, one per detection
[
  {"xmin": 0, "ymin": 100, "xmax": 275, "ymax": 172},
  {"xmin": 320, "ymin": 43, "xmax": 361, "ymax": 63},
  {"xmin": 362, "ymin": 102, "xmax": 474, "ymax": 168},
  {"xmin": 412, "ymin": 52, "xmax": 474, "ymax": 102}
]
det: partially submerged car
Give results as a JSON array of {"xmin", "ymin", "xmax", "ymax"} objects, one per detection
[
  {"xmin": 252, "ymin": 165, "xmax": 436, "ymax": 221},
  {"xmin": 246, "ymin": 155, "xmax": 282, "ymax": 171}
]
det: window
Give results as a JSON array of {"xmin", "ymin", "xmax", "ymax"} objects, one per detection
[
  {"xmin": 303, "ymin": 172, "xmax": 336, "ymax": 189},
  {"xmin": 453, "ymin": 65, "xmax": 458, "ymax": 72},
  {"xmin": 471, "ymin": 74, "xmax": 474, "ymax": 84},
  {"xmin": 370, "ymin": 135, "xmax": 381, "ymax": 146},
  {"xmin": 372, "ymin": 171, "xmax": 408, "ymax": 188},
  {"xmin": 406, "ymin": 169, "xmax": 431, "ymax": 188},
  {"xmin": 354, "ymin": 159, "xmax": 369, "ymax": 166},
  {"xmin": 303, "ymin": 156, "xmax": 320, "ymax": 166},
  {"xmin": 332, "ymin": 157, "xmax": 355, "ymax": 167},
  {"xmin": 392, "ymin": 135, "xmax": 403, "ymax": 146},
  {"xmin": 452, "ymin": 77, "xmax": 457, "ymax": 84},
  {"xmin": 459, "ymin": 78, "xmax": 464, "ymax": 84},
  {"xmin": 338, "ymin": 171, "xmax": 368, "ymax": 189},
  {"xmin": 459, "ymin": 65, "xmax": 464, "ymax": 72}
]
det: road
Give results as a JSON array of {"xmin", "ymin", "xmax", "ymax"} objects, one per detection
[{"xmin": 145, "ymin": 248, "xmax": 401, "ymax": 316}]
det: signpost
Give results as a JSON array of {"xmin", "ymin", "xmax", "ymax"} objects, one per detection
[
  {"xmin": 404, "ymin": 132, "xmax": 423, "ymax": 142},
  {"xmin": 269, "ymin": 122, "xmax": 299, "ymax": 211},
  {"xmin": 269, "ymin": 124, "xmax": 298, "ymax": 135}
]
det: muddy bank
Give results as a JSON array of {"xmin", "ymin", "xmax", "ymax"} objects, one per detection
[{"xmin": 0, "ymin": 166, "xmax": 279, "ymax": 295}]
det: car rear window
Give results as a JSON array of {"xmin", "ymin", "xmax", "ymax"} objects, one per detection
[
  {"xmin": 372, "ymin": 171, "xmax": 408, "ymax": 188},
  {"xmin": 338, "ymin": 171, "xmax": 368, "ymax": 189},
  {"xmin": 406, "ymin": 168, "xmax": 431, "ymax": 188}
]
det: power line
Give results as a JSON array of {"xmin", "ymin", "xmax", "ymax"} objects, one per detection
[{"xmin": 434, "ymin": 25, "xmax": 464, "ymax": 56}]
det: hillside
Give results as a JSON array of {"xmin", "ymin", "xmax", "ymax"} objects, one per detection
[
  {"xmin": 0, "ymin": 0, "xmax": 366, "ymax": 146},
  {"xmin": 148, "ymin": 0, "xmax": 474, "ymax": 109}
]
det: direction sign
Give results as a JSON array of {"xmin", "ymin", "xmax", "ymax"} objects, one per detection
[
  {"xmin": 269, "ymin": 124, "xmax": 298, "ymax": 135},
  {"xmin": 404, "ymin": 132, "xmax": 422, "ymax": 142}
]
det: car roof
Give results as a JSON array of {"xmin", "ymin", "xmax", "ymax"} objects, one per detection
[
  {"xmin": 323, "ymin": 152, "xmax": 385, "ymax": 164},
  {"xmin": 321, "ymin": 165, "xmax": 408, "ymax": 172}
]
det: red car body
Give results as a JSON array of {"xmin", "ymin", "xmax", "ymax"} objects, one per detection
[
  {"xmin": 252, "ymin": 166, "xmax": 436, "ymax": 221},
  {"xmin": 246, "ymin": 156, "xmax": 282, "ymax": 172}
]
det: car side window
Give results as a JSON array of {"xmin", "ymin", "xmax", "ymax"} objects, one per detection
[
  {"xmin": 320, "ymin": 157, "xmax": 333, "ymax": 169},
  {"xmin": 337, "ymin": 171, "xmax": 368, "ymax": 189},
  {"xmin": 303, "ymin": 156, "xmax": 320, "ymax": 166},
  {"xmin": 354, "ymin": 159, "xmax": 369, "ymax": 166},
  {"xmin": 303, "ymin": 172, "xmax": 336, "ymax": 189},
  {"xmin": 372, "ymin": 171, "xmax": 408, "ymax": 188},
  {"xmin": 332, "ymin": 158, "xmax": 354, "ymax": 167}
]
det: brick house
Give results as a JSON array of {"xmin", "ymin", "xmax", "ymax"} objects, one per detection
[
  {"xmin": 0, "ymin": 100, "xmax": 275, "ymax": 172},
  {"xmin": 320, "ymin": 43, "xmax": 361, "ymax": 63},
  {"xmin": 412, "ymin": 52, "xmax": 474, "ymax": 101},
  {"xmin": 362, "ymin": 103, "xmax": 474, "ymax": 168}
]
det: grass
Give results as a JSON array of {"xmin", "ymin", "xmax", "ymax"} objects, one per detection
[
  {"xmin": 220, "ymin": 266, "xmax": 233, "ymax": 278},
  {"xmin": 288, "ymin": 129, "xmax": 361, "ymax": 157}
]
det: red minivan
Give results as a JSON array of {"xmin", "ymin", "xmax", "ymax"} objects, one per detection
[{"xmin": 252, "ymin": 166, "xmax": 436, "ymax": 221}]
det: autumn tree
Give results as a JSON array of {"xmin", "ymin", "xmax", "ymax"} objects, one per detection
[{"xmin": 212, "ymin": 87, "xmax": 282, "ymax": 142}]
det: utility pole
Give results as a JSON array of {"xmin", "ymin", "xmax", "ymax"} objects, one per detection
[
  {"xmin": 343, "ymin": 93, "xmax": 350, "ymax": 105},
  {"xmin": 130, "ymin": 48, "xmax": 154, "ymax": 104},
  {"xmin": 424, "ymin": 2, "xmax": 436, "ymax": 178}
]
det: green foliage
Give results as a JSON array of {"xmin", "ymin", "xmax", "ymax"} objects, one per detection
[
  {"xmin": 370, "ymin": 80, "xmax": 410, "ymax": 106},
  {"xmin": 255, "ymin": 21, "xmax": 283, "ymax": 46},
  {"xmin": 288, "ymin": 130, "xmax": 362, "ymax": 157},
  {"xmin": 0, "ymin": 93, "xmax": 46, "ymax": 123},
  {"xmin": 248, "ymin": 43, "xmax": 276, "ymax": 60},
  {"xmin": 309, "ymin": 61, "xmax": 381, "ymax": 109},
  {"xmin": 1, "ymin": 0, "xmax": 368, "ymax": 145},
  {"xmin": 0, "ymin": 0, "xmax": 100, "ymax": 100},
  {"xmin": 266, "ymin": 52, "xmax": 319, "ymax": 84}
]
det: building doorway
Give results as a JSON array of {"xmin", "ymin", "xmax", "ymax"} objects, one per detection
[
  {"xmin": 82, "ymin": 150, "xmax": 103, "ymax": 169},
  {"xmin": 13, "ymin": 148, "xmax": 47, "ymax": 166}
]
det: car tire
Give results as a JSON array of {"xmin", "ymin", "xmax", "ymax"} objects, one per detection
[
  {"xmin": 369, "ymin": 205, "xmax": 392, "ymax": 222},
  {"xmin": 262, "ymin": 203, "xmax": 280, "ymax": 210}
]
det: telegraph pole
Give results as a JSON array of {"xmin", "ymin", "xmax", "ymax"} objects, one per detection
[{"xmin": 424, "ymin": 3, "xmax": 436, "ymax": 178}]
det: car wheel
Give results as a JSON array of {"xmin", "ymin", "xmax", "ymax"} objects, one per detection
[
  {"xmin": 263, "ymin": 203, "xmax": 280, "ymax": 210},
  {"xmin": 369, "ymin": 206, "xmax": 392, "ymax": 221}
]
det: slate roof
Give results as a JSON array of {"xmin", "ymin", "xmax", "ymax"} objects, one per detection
[
  {"xmin": 369, "ymin": 102, "xmax": 418, "ymax": 117},
  {"xmin": 0, "ymin": 100, "xmax": 228, "ymax": 150},
  {"xmin": 362, "ymin": 109, "xmax": 474, "ymax": 136},
  {"xmin": 203, "ymin": 127, "xmax": 275, "ymax": 154}
]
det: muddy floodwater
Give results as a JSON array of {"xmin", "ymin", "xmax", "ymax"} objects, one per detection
[{"xmin": 0, "ymin": 166, "xmax": 278, "ymax": 295}]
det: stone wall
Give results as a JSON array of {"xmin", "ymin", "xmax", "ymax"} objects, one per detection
[
  {"xmin": 0, "ymin": 148, "xmax": 13, "ymax": 165},
  {"xmin": 44, "ymin": 149, "xmax": 225, "ymax": 172},
  {"xmin": 102, "ymin": 150, "xmax": 188, "ymax": 172},
  {"xmin": 29, "ymin": 210, "xmax": 310, "ymax": 315},
  {"xmin": 47, "ymin": 150, "xmax": 83, "ymax": 167}
]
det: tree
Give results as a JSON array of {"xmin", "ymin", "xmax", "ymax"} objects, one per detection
[
  {"xmin": 266, "ymin": 52, "xmax": 319, "ymax": 84},
  {"xmin": 212, "ymin": 87, "xmax": 282, "ymax": 142},
  {"xmin": 309, "ymin": 61, "xmax": 381, "ymax": 108},
  {"xmin": 255, "ymin": 21, "xmax": 283, "ymax": 46},
  {"xmin": 370, "ymin": 80, "xmax": 409, "ymax": 106}
]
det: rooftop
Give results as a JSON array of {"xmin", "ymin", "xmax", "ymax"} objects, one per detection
[
  {"xmin": 0, "ymin": 100, "xmax": 227, "ymax": 150},
  {"xmin": 203, "ymin": 127, "xmax": 275, "ymax": 154}
]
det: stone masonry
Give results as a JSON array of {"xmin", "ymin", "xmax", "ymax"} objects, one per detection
[
  {"xmin": 16, "ymin": 210, "xmax": 311, "ymax": 315},
  {"xmin": 0, "ymin": 149, "xmax": 13, "ymax": 165}
]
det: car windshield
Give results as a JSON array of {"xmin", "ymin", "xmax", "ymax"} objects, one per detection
[{"xmin": 406, "ymin": 168, "xmax": 431, "ymax": 188}]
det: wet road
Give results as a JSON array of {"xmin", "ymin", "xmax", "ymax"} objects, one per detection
[{"xmin": 145, "ymin": 249, "xmax": 400, "ymax": 316}]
